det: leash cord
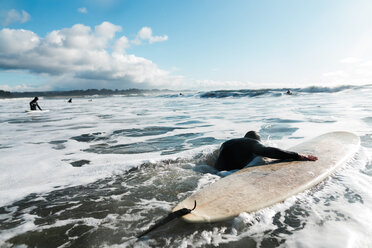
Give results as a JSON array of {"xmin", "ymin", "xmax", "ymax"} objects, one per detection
[{"xmin": 137, "ymin": 200, "xmax": 197, "ymax": 238}]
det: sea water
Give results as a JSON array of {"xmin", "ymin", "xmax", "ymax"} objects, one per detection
[{"xmin": 0, "ymin": 85, "xmax": 371, "ymax": 247}]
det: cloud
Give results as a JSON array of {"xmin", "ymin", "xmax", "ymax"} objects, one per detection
[
  {"xmin": 113, "ymin": 36, "xmax": 130, "ymax": 54},
  {"xmin": 2, "ymin": 9, "xmax": 30, "ymax": 26},
  {"xmin": 78, "ymin": 7, "xmax": 88, "ymax": 14},
  {"xmin": 0, "ymin": 22, "xmax": 181, "ymax": 90},
  {"xmin": 134, "ymin": 27, "xmax": 168, "ymax": 45},
  {"xmin": 322, "ymin": 57, "xmax": 372, "ymax": 84},
  {"xmin": 0, "ymin": 83, "xmax": 46, "ymax": 92},
  {"xmin": 95, "ymin": 21, "xmax": 121, "ymax": 39},
  {"xmin": 0, "ymin": 28, "xmax": 39, "ymax": 53}
]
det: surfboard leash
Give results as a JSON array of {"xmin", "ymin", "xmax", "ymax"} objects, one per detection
[{"xmin": 137, "ymin": 200, "xmax": 197, "ymax": 239}]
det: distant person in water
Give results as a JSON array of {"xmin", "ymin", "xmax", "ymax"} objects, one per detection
[
  {"xmin": 286, "ymin": 90, "xmax": 292, "ymax": 95},
  {"xmin": 214, "ymin": 131, "xmax": 317, "ymax": 171},
  {"xmin": 29, "ymin": 97, "xmax": 42, "ymax": 111},
  {"xmin": 68, "ymin": 98, "xmax": 72, "ymax": 103}
]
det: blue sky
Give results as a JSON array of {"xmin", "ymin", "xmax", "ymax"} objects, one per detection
[{"xmin": 1, "ymin": 0, "xmax": 372, "ymax": 91}]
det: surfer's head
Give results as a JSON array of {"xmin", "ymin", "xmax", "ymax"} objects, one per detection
[
  {"xmin": 34, "ymin": 97, "xmax": 38, "ymax": 101},
  {"xmin": 244, "ymin": 131, "xmax": 261, "ymax": 141}
]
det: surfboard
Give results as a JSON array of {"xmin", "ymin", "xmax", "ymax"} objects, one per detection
[
  {"xmin": 25, "ymin": 109, "xmax": 49, "ymax": 114},
  {"xmin": 173, "ymin": 131, "xmax": 360, "ymax": 223}
]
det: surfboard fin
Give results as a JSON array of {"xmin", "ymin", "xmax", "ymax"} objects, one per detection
[{"xmin": 137, "ymin": 200, "xmax": 197, "ymax": 239}]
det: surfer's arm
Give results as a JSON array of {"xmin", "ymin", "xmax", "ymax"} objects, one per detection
[
  {"xmin": 36, "ymin": 103, "xmax": 42, "ymax": 110},
  {"xmin": 252, "ymin": 143, "xmax": 301, "ymax": 160},
  {"xmin": 253, "ymin": 143, "xmax": 317, "ymax": 161}
]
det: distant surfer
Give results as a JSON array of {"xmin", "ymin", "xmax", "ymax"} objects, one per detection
[
  {"xmin": 29, "ymin": 97, "xmax": 42, "ymax": 111},
  {"xmin": 286, "ymin": 90, "xmax": 292, "ymax": 95},
  {"xmin": 68, "ymin": 98, "xmax": 72, "ymax": 103},
  {"xmin": 214, "ymin": 131, "xmax": 317, "ymax": 171}
]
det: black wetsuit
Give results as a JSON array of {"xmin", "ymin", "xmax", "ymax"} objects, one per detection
[
  {"xmin": 30, "ymin": 100, "xmax": 42, "ymax": 110},
  {"xmin": 215, "ymin": 138, "xmax": 300, "ymax": 171}
]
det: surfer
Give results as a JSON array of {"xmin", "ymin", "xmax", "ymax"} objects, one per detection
[
  {"xmin": 286, "ymin": 90, "xmax": 292, "ymax": 95},
  {"xmin": 29, "ymin": 97, "xmax": 42, "ymax": 111},
  {"xmin": 68, "ymin": 98, "xmax": 72, "ymax": 103},
  {"xmin": 215, "ymin": 131, "xmax": 317, "ymax": 171}
]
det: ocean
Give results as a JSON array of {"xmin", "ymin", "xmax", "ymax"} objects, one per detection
[{"xmin": 0, "ymin": 85, "xmax": 371, "ymax": 247}]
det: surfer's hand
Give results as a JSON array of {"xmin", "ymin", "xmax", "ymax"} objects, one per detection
[{"xmin": 298, "ymin": 154, "xmax": 318, "ymax": 161}]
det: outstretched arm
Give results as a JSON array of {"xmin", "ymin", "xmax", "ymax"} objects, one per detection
[
  {"xmin": 252, "ymin": 142, "xmax": 317, "ymax": 161},
  {"xmin": 36, "ymin": 103, "xmax": 42, "ymax": 111}
]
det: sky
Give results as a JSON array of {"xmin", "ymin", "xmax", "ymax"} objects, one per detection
[{"xmin": 1, "ymin": 0, "xmax": 372, "ymax": 91}]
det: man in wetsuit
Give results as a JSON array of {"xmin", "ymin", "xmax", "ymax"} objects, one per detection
[
  {"xmin": 215, "ymin": 131, "xmax": 317, "ymax": 171},
  {"xmin": 29, "ymin": 97, "xmax": 42, "ymax": 111}
]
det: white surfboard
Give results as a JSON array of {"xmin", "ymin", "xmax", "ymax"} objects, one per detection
[
  {"xmin": 25, "ymin": 109, "xmax": 49, "ymax": 114},
  {"xmin": 173, "ymin": 132, "xmax": 360, "ymax": 223}
]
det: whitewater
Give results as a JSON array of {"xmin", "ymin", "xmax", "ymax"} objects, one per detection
[{"xmin": 0, "ymin": 85, "xmax": 371, "ymax": 247}]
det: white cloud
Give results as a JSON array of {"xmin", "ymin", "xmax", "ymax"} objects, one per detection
[
  {"xmin": 21, "ymin": 10, "xmax": 30, "ymax": 23},
  {"xmin": 0, "ymin": 22, "xmax": 181, "ymax": 90},
  {"xmin": 327, "ymin": 31, "xmax": 372, "ymax": 84},
  {"xmin": 78, "ymin": 7, "xmax": 88, "ymax": 14},
  {"xmin": 135, "ymin": 27, "xmax": 168, "ymax": 44},
  {"xmin": 0, "ymin": 83, "xmax": 48, "ymax": 92},
  {"xmin": 322, "ymin": 57, "xmax": 372, "ymax": 84},
  {"xmin": 0, "ymin": 28, "xmax": 39, "ymax": 53},
  {"xmin": 95, "ymin": 21, "xmax": 121, "ymax": 40},
  {"xmin": 113, "ymin": 36, "xmax": 130, "ymax": 54},
  {"xmin": 2, "ymin": 9, "xmax": 31, "ymax": 26}
]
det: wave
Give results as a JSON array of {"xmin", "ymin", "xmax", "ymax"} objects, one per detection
[
  {"xmin": 198, "ymin": 84, "xmax": 371, "ymax": 98},
  {"xmin": 298, "ymin": 85, "xmax": 355, "ymax": 93},
  {"xmin": 199, "ymin": 89, "xmax": 279, "ymax": 98}
]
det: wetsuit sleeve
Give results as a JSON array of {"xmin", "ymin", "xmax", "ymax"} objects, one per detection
[
  {"xmin": 36, "ymin": 103, "xmax": 42, "ymax": 110},
  {"xmin": 252, "ymin": 142, "xmax": 300, "ymax": 160}
]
